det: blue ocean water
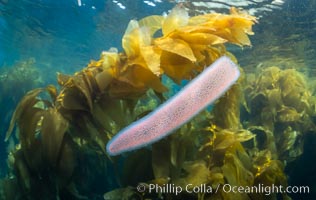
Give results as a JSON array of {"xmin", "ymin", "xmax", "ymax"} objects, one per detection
[
  {"xmin": 1, "ymin": 0, "xmax": 316, "ymax": 199},
  {"xmin": 0, "ymin": 0, "xmax": 173, "ymax": 71}
]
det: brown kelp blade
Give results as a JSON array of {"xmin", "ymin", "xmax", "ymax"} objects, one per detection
[
  {"xmin": 5, "ymin": 88, "xmax": 43, "ymax": 141},
  {"xmin": 41, "ymin": 108, "xmax": 69, "ymax": 166}
]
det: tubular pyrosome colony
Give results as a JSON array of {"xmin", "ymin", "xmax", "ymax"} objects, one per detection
[{"xmin": 106, "ymin": 56, "xmax": 240, "ymax": 156}]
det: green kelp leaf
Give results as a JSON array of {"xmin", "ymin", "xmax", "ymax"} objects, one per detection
[
  {"xmin": 5, "ymin": 88, "xmax": 43, "ymax": 141},
  {"xmin": 41, "ymin": 108, "xmax": 68, "ymax": 166}
]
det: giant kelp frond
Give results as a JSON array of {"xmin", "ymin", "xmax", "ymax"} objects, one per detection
[
  {"xmin": 244, "ymin": 67, "xmax": 316, "ymax": 161},
  {"xmin": 3, "ymin": 7, "xmax": 257, "ymax": 199},
  {"xmin": 97, "ymin": 6, "xmax": 256, "ymax": 92}
]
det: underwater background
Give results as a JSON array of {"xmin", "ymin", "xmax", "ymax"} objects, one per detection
[{"xmin": 0, "ymin": 0, "xmax": 316, "ymax": 199}]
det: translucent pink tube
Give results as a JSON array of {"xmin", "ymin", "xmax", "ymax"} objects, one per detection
[{"xmin": 106, "ymin": 56, "xmax": 240, "ymax": 156}]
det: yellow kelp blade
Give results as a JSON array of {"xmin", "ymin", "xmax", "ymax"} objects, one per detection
[
  {"xmin": 100, "ymin": 50, "xmax": 120, "ymax": 68},
  {"xmin": 122, "ymin": 20, "xmax": 141, "ymax": 58},
  {"xmin": 189, "ymin": 13, "xmax": 219, "ymax": 25},
  {"xmin": 138, "ymin": 15, "xmax": 164, "ymax": 36},
  {"xmin": 155, "ymin": 37, "xmax": 196, "ymax": 62},
  {"xmin": 160, "ymin": 51, "xmax": 197, "ymax": 83},
  {"xmin": 177, "ymin": 32, "xmax": 227, "ymax": 45},
  {"xmin": 162, "ymin": 6, "xmax": 189, "ymax": 36},
  {"xmin": 119, "ymin": 64, "xmax": 168, "ymax": 93},
  {"xmin": 210, "ymin": 16, "xmax": 255, "ymax": 46},
  {"xmin": 122, "ymin": 21, "xmax": 151, "ymax": 58},
  {"xmin": 231, "ymin": 27, "xmax": 252, "ymax": 46},
  {"xmin": 140, "ymin": 46, "xmax": 162, "ymax": 76}
]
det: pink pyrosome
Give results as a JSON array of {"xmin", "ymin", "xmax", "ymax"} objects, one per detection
[{"xmin": 106, "ymin": 56, "xmax": 240, "ymax": 156}]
